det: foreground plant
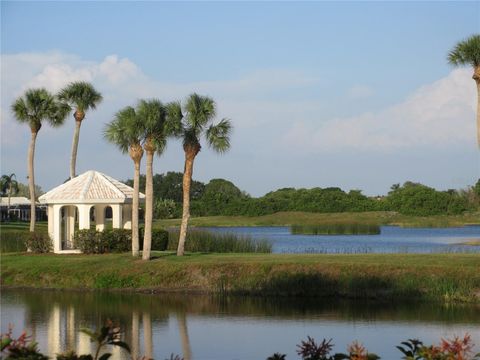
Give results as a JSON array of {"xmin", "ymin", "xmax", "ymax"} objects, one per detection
[
  {"xmin": 295, "ymin": 336, "xmax": 379, "ymax": 360},
  {"xmin": 397, "ymin": 335, "xmax": 480, "ymax": 360}
]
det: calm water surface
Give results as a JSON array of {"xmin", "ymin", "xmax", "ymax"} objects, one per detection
[
  {"xmin": 206, "ymin": 225, "xmax": 480, "ymax": 253},
  {"xmin": 2, "ymin": 289, "xmax": 479, "ymax": 360}
]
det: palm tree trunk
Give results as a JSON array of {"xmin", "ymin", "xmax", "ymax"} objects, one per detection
[
  {"xmin": 142, "ymin": 147, "xmax": 154, "ymax": 261},
  {"xmin": 177, "ymin": 151, "xmax": 196, "ymax": 256},
  {"xmin": 132, "ymin": 159, "xmax": 141, "ymax": 257},
  {"xmin": 476, "ymin": 80, "xmax": 480, "ymax": 147},
  {"xmin": 177, "ymin": 312, "xmax": 192, "ymax": 360},
  {"xmin": 28, "ymin": 131, "xmax": 37, "ymax": 232},
  {"xmin": 70, "ymin": 119, "xmax": 82, "ymax": 179}
]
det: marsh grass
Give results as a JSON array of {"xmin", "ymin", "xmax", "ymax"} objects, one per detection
[
  {"xmin": 0, "ymin": 222, "xmax": 48, "ymax": 253},
  {"xmin": 167, "ymin": 228, "xmax": 272, "ymax": 253},
  {"xmin": 291, "ymin": 224, "xmax": 381, "ymax": 235}
]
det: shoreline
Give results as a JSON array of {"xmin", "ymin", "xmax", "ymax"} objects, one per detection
[{"xmin": 2, "ymin": 252, "xmax": 479, "ymax": 303}]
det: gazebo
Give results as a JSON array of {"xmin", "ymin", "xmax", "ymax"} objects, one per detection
[{"xmin": 39, "ymin": 170, "xmax": 145, "ymax": 254}]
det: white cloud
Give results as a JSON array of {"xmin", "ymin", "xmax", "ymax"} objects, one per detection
[{"xmin": 283, "ymin": 68, "xmax": 476, "ymax": 151}]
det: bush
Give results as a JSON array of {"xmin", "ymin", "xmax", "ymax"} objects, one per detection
[
  {"xmin": 25, "ymin": 232, "xmax": 52, "ymax": 253},
  {"xmin": 74, "ymin": 229, "xmax": 103, "ymax": 254},
  {"xmin": 139, "ymin": 228, "xmax": 169, "ymax": 251},
  {"xmin": 74, "ymin": 229, "xmax": 131, "ymax": 254}
]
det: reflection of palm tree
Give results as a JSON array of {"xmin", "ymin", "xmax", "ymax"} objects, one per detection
[
  {"xmin": 143, "ymin": 311, "xmax": 153, "ymax": 359},
  {"xmin": 131, "ymin": 311, "xmax": 140, "ymax": 359},
  {"xmin": 177, "ymin": 312, "xmax": 192, "ymax": 360},
  {"xmin": 12, "ymin": 89, "xmax": 69, "ymax": 231},
  {"xmin": 448, "ymin": 34, "xmax": 480, "ymax": 146}
]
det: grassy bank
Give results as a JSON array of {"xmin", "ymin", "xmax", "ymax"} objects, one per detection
[
  {"xmin": 154, "ymin": 211, "xmax": 480, "ymax": 228},
  {"xmin": 2, "ymin": 252, "xmax": 479, "ymax": 303}
]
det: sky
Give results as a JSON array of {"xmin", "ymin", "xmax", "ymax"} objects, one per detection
[{"xmin": 1, "ymin": 1, "xmax": 479, "ymax": 197}]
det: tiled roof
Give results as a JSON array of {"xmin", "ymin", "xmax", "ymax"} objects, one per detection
[
  {"xmin": 0, "ymin": 197, "xmax": 32, "ymax": 206},
  {"xmin": 39, "ymin": 170, "xmax": 145, "ymax": 204}
]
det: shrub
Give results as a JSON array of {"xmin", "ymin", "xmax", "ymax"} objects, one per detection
[
  {"xmin": 74, "ymin": 229, "xmax": 103, "ymax": 254},
  {"xmin": 139, "ymin": 228, "xmax": 169, "ymax": 251},
  {"xmin": 75, "ymin": 229, "xmax": 131, "ymax": 254},
  {"xmin": 25, "ymin": 232, "xmax": 52, "ymax": 253},
  {"xmin": 101, "ymin": 229, "xmax": 131, "ymax": 253}
]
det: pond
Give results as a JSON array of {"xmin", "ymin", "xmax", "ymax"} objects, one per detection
[
  {"xmin": 2, "ymin": 289, "xmax": 480, "ymax": 360},
  {"xmin": 205, "ymin": 225, "xmax": 480, "ymax": 254}
]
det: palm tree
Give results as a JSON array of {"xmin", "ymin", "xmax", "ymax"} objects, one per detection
[
  {"xmin": 0, "ymin": 173, "xmax": 19, "ymax": 220},
  {"xmin": 104, "ymin": 106, "xmax": 144, "ymax": 257},
  {"xmin": 137, "ymin": 99, "xmax": 168, "ymax": 261},
  {"xmin": 172, "ymin": 93, "xmax": 232, "ymax": 256},
  {"xmin": 448, "ymin": 34, "xmax": 480, "ymax": 146},
  {"xmin": 11, "ymin": 88, "xmax": 69, "ymax": 231},
  {"xmin": 58, "ymin": 81, "xmax": 103, "ymax": 178}
]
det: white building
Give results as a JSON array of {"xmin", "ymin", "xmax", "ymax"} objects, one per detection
[{"xmin": 39, "ymin": 170, "xmax": 144, "ymax": 254}]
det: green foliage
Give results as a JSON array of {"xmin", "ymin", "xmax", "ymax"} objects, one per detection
[
  {"xmin": 25, "ymin": 232, "xmax": 52, "ymax": 253},
  {"xmin": 140, "ymin": 228, "xmax": 169, "ymax": 251},
  {"xmin": 387, "ymin": 182, "xmax": 468, "ymax": 216},
  {"xmin": 291, "ymin": 224, "xmax": 380, "ymax": 235},
  {"xmin": 397, "ymin": 335, "xmax": 479, "ymax": 360},
  {"xmin": 294, "ymin": 336, "xmax": 380, "ymax": 360},
  {"xmin": 1, "ymin": 230, "xmax": 29, "ymax": 253},
  {"xmin": 58, "ymin": 81, "xmax": 103, "ymax": 113},
  {"xmin": 154, "ymin": 198, "xmax": 178, "ymax": 219},
  {"xmin": 447, "ymin": 34, "xmax": 480, "ymax": 67},
  {"xmin": 167, "ymin": 228, "xmax": 272, "ymax": 253},
  {"xmin": 74, "ymin": 229, "xmax": 132, "ymax": 254}
]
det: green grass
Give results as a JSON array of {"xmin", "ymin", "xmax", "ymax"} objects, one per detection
[
  {"xmin": 154, "ymin": 211, "xmax": 480, "ymax": 228},
  {"xmin": 2, "ymin": 252, "xmax": 479, "ymax": 303},
  {"xmin": 0, "ymin": 222, "xmax": 48, "ymax": 253}
]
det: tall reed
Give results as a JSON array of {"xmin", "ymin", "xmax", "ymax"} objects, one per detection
[
  {"xmin": 291, "ymin": 224, "xmax": 381, "ymax": 235},
  {"xmin": 167, "ymin": 228, "xmax": 272, "ymax": 253}
]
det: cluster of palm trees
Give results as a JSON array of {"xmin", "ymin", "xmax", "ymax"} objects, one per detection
[
  {"xmin": 104, "ymin": 94, "xmax": 231, "ymax": 259},
  {"xmin": 11, "ymin": 80, "xmax": 232, "ymax": 259},
  {"xmin": 11, "ymin": 83, "xmax": 101, "ymax": 232}
]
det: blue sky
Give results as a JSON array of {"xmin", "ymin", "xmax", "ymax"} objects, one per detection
[{"xmin": 1, "ymin": 1, "xmax": 479, "ymax": 196}]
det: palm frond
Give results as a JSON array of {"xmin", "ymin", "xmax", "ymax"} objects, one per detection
[
  {"xmin": 185, "ymin": 93, "xmax": 216, "ymax": 129},
  {"xmin": 206, "ymin": 118, "xmax": 232, "ymax": 153},
  {"xmin": 165, "ymin": 101, "xmax": 185, "ymax": 137},
  {"xmin": 137, "ymin": 98, "xmax": 168, "ymax": 145},
  {"xmin": 448, "ymin": 34, "xmax": 480, "ymax": 67},
  {"xmin": 58, "ymin": 81, "xmax": 103, "ymax": 112},
  {"xmin": 103, "ymin": 106, "xmax": 141, "ymax": 154}
]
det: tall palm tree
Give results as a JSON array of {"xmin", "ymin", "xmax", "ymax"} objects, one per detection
[
  {"xmin": 448, "ymin": 34, "xmax": 480, "ymax": 147},
  {"xmin": 58, "ymin": 81, "xmax": 102, "ymax": 178},
  {"xmin": 104, "ymin": 106, "xmax": 144, "ymax": 257},
  {"xmin": 172, "ymin": 93, "xmax": 232, "ymax": 256},
  {"xmin": 11, "ymin": 88, "xmax": 69, "ymax": 231},
  {"xmin": 137, "ymin": 99, "xmax": 168, "ymax": 261},
  {"xmin": 0, "ymin": 173, "xmax": 19, "ymax": 220}
]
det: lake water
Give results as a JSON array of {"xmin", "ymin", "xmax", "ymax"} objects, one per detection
[
  {"xmin": 1, "ymin": 289, "xmax": 479, "ymax": 360},
  {"xmin": 205, "ymin": 225, "xmax": 480, "ymax": 254}
]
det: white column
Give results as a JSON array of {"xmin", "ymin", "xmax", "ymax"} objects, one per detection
[
  {"xmin": 48, "ymin": 205, "xmax": 54, "ymax": 240},
  {"xmin": 67, "ymin": 206, "xmax": 75, "ymax": 245},
  {"xmin": 112, "ymin": 204, "xmax": 123, "ymax": 229},
  {"xmin": 95, "ymin": 204, "xmax": 106, "ymax": 231},
  {"xmin": 78, "ymin": 204, "xmax": 91, "ymax": 230},
  {"xmin": 53, "ymin": 205, "xmax": 63, "ymax": 253},
  {"xmin": 122, "ymin": 204, "xmax": 132, "ymax": 229}
]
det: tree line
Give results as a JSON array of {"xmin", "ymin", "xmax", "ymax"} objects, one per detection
[{"xmin": 126, "ymin": 173, "xmax": 480, "ymax": 218}]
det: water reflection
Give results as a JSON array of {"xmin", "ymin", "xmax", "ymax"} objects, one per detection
[{"xmin": 2, "ymin": 289, "xmax": 479, "ymax": 359}]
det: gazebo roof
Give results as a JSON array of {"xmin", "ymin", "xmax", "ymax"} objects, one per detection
[{"xmin": 39, "ymin": 170, "xmax": 145, "ymax": 204}]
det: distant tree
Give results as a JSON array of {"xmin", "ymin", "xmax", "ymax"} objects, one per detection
[
  {"xmin": 0, "ymin": 173, "xmax": 19, "ymax": 219},
  {"xmin": 11, "ymin": 88, "xmax": 69, "ymax": 231},
  {"xmin": 16, "ymin": 182, "xmax": 43, "ymax": 199},
  {"xmin": 58, "ymin": 81, "xmax": 103, "ymax": 178},
  {"xmin": 448, "ymin": 34, "xmax": 480, "ymax": 147},
  {"xmin": 169, "ymin": 94, "xmax": 232, "ymax": 256}
]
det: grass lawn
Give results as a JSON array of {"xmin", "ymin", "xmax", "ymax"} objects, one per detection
[
  {"xmin": 154, "ymin": 211, "xmax": 480, "ymax": 228},
  {"xmin": 2, "ymin": 252, "xmax": 479, "ymax": 303}
]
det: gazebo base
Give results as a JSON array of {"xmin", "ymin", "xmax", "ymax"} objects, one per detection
[{"xmin": 56, "ymin": 250, "xmax": 82, "ymax": 255}]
